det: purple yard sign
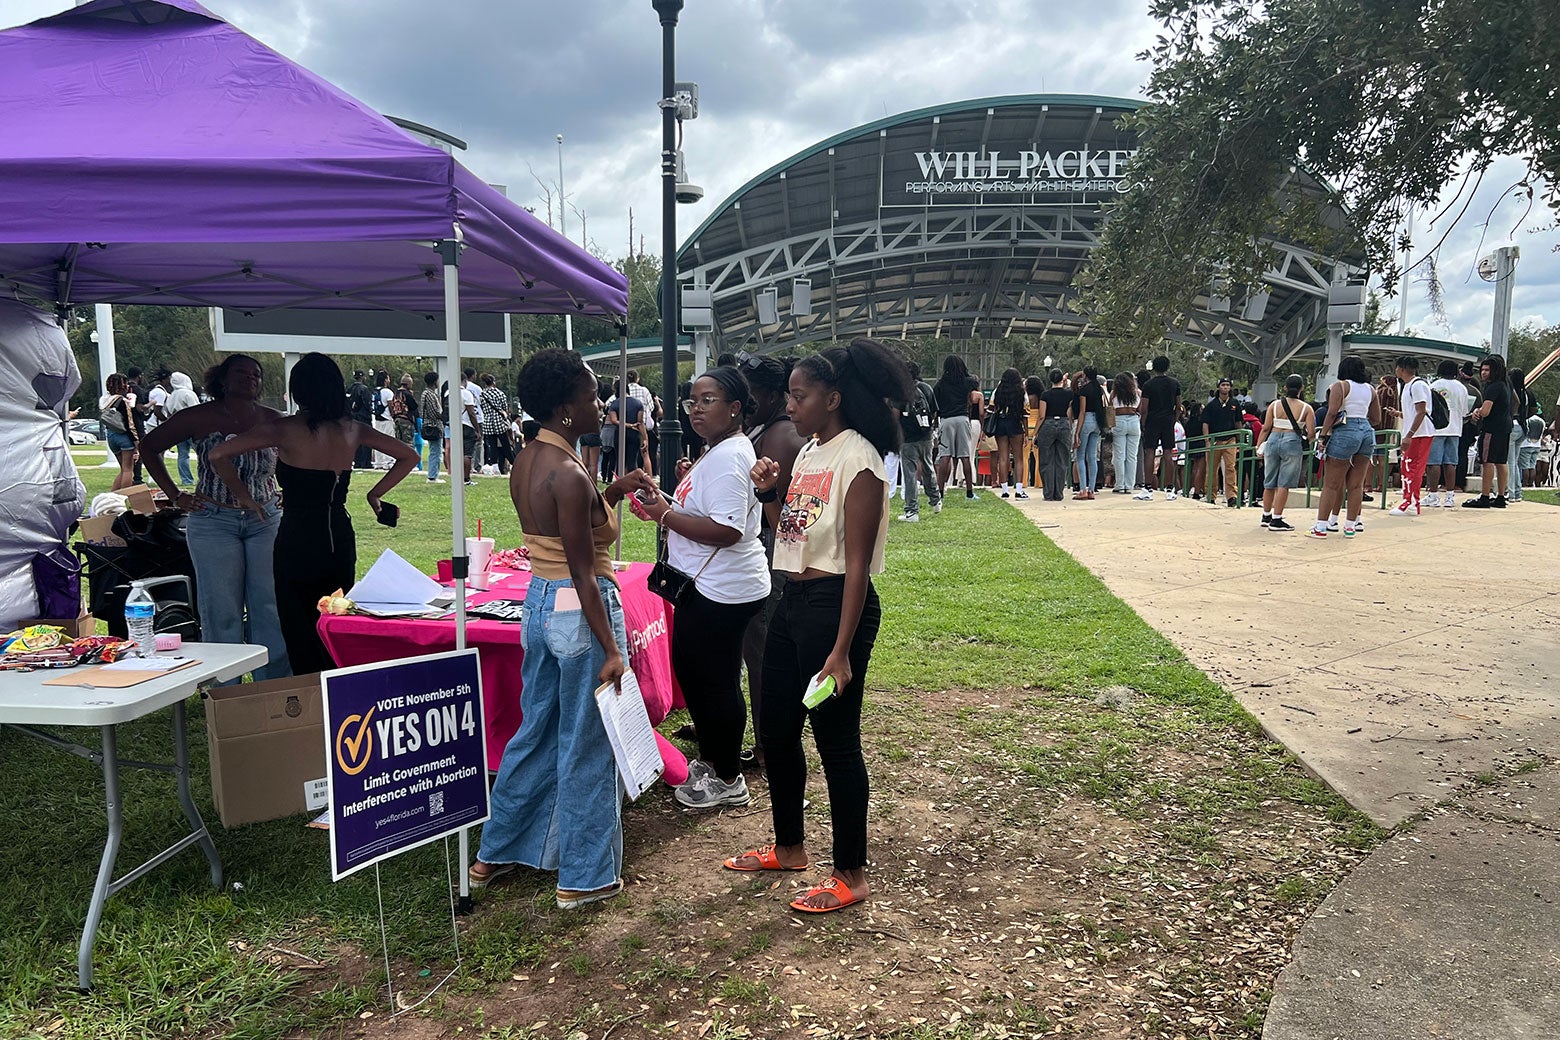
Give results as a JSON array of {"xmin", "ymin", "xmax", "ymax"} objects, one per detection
[{"xmin": 323, "ymin": 649, "xmax": 489, "ymax": 881}]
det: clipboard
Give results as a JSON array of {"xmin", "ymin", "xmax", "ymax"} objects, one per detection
[{"xmin": 42, "ymin": 659, "xmax": 201, "ymax": 688}]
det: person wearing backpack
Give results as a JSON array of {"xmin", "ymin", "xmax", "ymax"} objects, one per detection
[
  {"xmin": 390, "ymin": 372, "xmax": 418, "ymax": 446},
  {"xmin": 1389, "ymin": 356, "xmax": 1435, "ymax": 517},
  {"xmin": 896, "ymin": 361, "xmax": 941, "ymax": 520},
  {"xmin": 418, "ymin": 371, "xmax": 445, "ymax": 483},
  {"xmin": 347, "ymin": 369, "xmax": 374, "ymax": 469},
  {"xmin": 98, "ymin": 372, "xmax": 140, "ymax": 491},
  {"xmin": 1425, "ymin": 360, "xmax": 1470, "ymax": 507}
]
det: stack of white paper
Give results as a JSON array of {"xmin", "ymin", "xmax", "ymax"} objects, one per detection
[
  {"xmin": 594, "ymin": 670, "xmax": 664, "ymax": 800},
  {"xmin": 348, "ymin": 549, "xmax": 457, "ymax": 616}
]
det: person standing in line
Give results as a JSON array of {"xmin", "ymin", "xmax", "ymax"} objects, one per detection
[
  {"xmin": 932, "ymin": 355, "xmax": 979, "ymax": 500},
  {"xmin": 1035, "ymin": 369, "xmax": 1075, "ymax": 501},
  {"xmin": 1202, "ymin": 378, "xmax": 1243, "ymax": 507},
  {"xmin": 626, "ymin": 370, "xmax": 659, "ymax": 477},
  {"xmin": 1180, "ymin": 400, "xmax": 1205, "ymax": 499},
  {"xmin": 988, "ymin": 367, "xmax": 1029, "ymax": 499},
  {"xmin": 896, "ymin": 360, "xmax": 942, "ymax": 519},
  {"xmin": 390, "ymin": 372, "xmax": 419, "ymax": 453},
  {"xmin": 210, "ymin": 353, "xmax": 416, "ymax": 675},
  {"xmin": 1111, "ymin": 373, "xmax": 1145, "ymax": 498},
  {"xmin": 145, "ymin": 369, "xmax": 170, "ymax": 438},
  {"xmin": 369, "ymin": 371, "xmax": 396, "ymax": 470},
  {"xmin": 479, "ymin": 373, "xmax": 513, "ymax": 475},
  {"xmin": 419, "ymin": 371, "xmax": 445, "ymax": 484},
  {"xmin": 1425, "ymin": 360, "xmax": 1471, "ymax": 507},
  {"xmin": 470, "ymin": 349, "xmax": 656, "ymax": 909},
  {"xmin": 139, "ymin": 355, "xmax": 290, "ymax": 681},
  {"xmin": 1455, "ymin": 362, "xmax": 1483, "ymax": 491},
  {"xmin": 1071, "ymin": 367, "xmax": 1106, "ymax": 500},
  {"xmin": 1506, "ymin": 367, "xmax": 1535, "ymax": 502},
  {"xmin": 1463, "ymin": 354, "xmax": 1513, "ymax": 509},
  {"xmin": 457, "ymin": 367, "xmax": 483, "ymax": 486},
  {"xmin": 1140, "ymin": 356, "xmax": 1182, "ymax": 500},
  {"xmin": 1255, "ymin": 374, "xmax": 1314, "ymax": 531},
  {"xmin": 599, "ymin": 381, "xmax": 618, "ymax": 482},
  {"xmin": 1024, "ymin": 375, "xmax": 1044, "ymax": 492},
  {"xmin": 738, "ymin": 355, "xmax": 806, "ymax": 771},
  {"xmin": 1370, "ymin": 374, "xmax": 1401, "ymax": 501},
  {"xmin": 346, "ymin": 369, "xmax": 375, "ymax": 470},
  {"xmin": 724, "ymin": 338, "xmax": 910, "ymax": 915},
  {"xmin": 634, "ymin": 367, "xmax": 772, "ymax": 809},
  {"xmin": 1389, "ymin": 357, "xmax": 1435, "ymax": 517},
  {"xmin": 1309, "ymin": 356, "xmax": 1380, "ymax": 538},
  {"xmin": 163, "ymin": 371, "xmax": 201, "ymax": 486},
  {"xmin": 125, "ymin": 366, "xmax": 150, "ymax": 484},
  {"xmin": 604, "ymin": 381, "xmax": 646, "ymax": 482}
]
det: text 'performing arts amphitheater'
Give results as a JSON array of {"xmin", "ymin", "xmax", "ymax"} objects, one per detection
[{"xmin": 677, "ymin": 94, "xmax": 1364, "ymax": 388}]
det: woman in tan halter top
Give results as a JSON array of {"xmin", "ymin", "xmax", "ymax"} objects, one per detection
[{"xmin": 469, "ymin": 349, "xmax": 655, "ymax": 910}]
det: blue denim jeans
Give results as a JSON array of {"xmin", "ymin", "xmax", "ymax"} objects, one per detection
[
  {"xmin": 1112, "ymin": 413, "xmax": 1141, "ymax": 489},
  {"xmin": 425, "ymin": 427, "xmax": 442, "ymax": 481},
  {"xmin": 1078, "ymin": 413, "xmax": 1101, "ymax": 490},
  {"xmin": 480, "ymin": 575, "xmax": 628, "ymax": 893},
  {"xmin": 412, "ymin": 419, "xmax": 424, "ymax": 472},
  {"xmin": 1507, "ymin": 421, "xmax": 1523, "ymax": 499},
  {"xmin": 183, "ymin": 501, "xmax": 290, "ymax": 681},
  {"xmin": 176, "ymin": 438, "xmax": 195, "ymax": 485}
]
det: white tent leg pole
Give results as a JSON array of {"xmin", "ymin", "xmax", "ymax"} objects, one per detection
[
  {"xmin": 438, "ymin": 239, "xmax": 474, "ymax": 913},
  {"xmin": 615, "ymin": 322, "xmax": 629, "ymax": 561}
]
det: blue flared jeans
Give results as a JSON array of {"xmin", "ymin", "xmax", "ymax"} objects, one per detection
[{"xmin": 479, "ymin": 574, "xmax": 628, "ymax": 892}]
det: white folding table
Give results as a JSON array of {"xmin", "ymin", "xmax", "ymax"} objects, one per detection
[{"xmin": 0, "ymin": 643, "xmax": 266, "ymax": 990}]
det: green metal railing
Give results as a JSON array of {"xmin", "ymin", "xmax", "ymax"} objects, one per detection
[{"xmin": 1174, "ymin": 428, "xmax": 1257, "ymax": 504}]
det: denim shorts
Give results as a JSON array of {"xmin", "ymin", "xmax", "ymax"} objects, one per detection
[
  {"xmin": 1519, "ymin": 446, "xmax": 1540, "ymax": 468},
  {"xmin": 1428, "ymin": 435, "xmax": 1460, "ymax": 467},
  {"xmin": 1263, "ymin": 431, "xmax": 1304, "ymax": 489},
  {"xmin": 107, "ymin": 430, "xmax": 136, "ymax": 454},
  {"xmin": 1326, "ymin": 420, "xmax": 1374, "ymax": 460}
]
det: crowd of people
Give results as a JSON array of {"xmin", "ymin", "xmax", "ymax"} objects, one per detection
[{"xmin": 876, "ymin": 351, "xmax": 1551, "ymax": 538}]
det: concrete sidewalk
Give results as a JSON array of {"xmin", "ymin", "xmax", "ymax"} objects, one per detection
[{"xmin": 1004, "ymin": 488, "xmax": 1559, "ymax": 1039}]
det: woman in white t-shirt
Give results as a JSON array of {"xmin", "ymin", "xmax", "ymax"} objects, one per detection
[
  {"xmin": 724, "ymin": 338, "xmax": 911, "ymax": 916},
  {"xmin": 634, "ymin": 367, "xmax": 771, "ymax": 811}
]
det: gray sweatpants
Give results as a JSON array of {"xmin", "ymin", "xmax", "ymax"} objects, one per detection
[{"xmin": 899, "ymin": 437, "xmax": 941, "ymax": 516}]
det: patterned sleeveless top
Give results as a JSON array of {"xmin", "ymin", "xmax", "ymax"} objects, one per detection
[{"xmin": 194, "ymin": 432, "xmax": 278, "ymax": 508}]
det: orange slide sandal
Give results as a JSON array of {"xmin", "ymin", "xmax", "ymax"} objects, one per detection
[
  {"xmin": 722, "ymin": 844, "xmax": 809, "ymax": 872},
  {"xmin": 789, "ymin": 875, "xmax": 866, "ymax": 913}
]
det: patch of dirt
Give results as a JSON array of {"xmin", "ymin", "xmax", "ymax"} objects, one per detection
[{"xmin": 288, "ymin": 686, "xmax": 1374, "ymax": 1040}]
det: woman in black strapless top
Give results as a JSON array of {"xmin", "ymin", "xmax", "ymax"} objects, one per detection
[{"xmin": 210, "ymin": 353, "xmax": 417, "ymax": 674}]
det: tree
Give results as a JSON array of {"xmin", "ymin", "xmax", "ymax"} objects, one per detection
[{"xmin": 1082, "ymin": 0, "xmax": 1559, "ymax": 344}]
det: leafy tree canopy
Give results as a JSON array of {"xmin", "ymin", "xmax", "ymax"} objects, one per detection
[{"xmin": 1082, "ymin": 0, "xmax": 1558, "ymax": 345}]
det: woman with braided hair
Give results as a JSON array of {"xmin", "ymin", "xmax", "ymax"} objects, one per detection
[{"xmin": 724, "ymin": 338, "xmax": 910, "ymax": 914}]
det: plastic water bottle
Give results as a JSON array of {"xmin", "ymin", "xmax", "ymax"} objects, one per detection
[{"xmin": 124, "ymin": 582, "xmax": 156, "ymax": 657}]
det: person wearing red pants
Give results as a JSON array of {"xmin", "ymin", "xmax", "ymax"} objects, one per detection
[{"xmin": 1390, "ymin": 356, "xmax": 1434, "ymax": 517}]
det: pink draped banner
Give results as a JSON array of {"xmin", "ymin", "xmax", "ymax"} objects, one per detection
[{"xmin": 318, "ymin": 562, "xmax": 688, "ymax": 786}]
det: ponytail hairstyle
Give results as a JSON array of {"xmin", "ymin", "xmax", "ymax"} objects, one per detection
[{"xmin": 793, "ymin": 338, "xmax": 912, "ymax": 455}]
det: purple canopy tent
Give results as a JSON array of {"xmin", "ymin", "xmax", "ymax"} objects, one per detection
[{"xmin": 0, "ymin": 0, "xmax": 628, "ymax": 979}]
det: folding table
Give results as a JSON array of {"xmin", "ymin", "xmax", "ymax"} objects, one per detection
[{"xmin": 0, "ymin": 643, "xmax": 266, "ymax": 989}]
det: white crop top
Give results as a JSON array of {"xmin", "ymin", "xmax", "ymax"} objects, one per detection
[
  {"xmin": 1339, "ymin": 380, "xmax": 1373, "ymax": 419},
  {"xmin": 772, "ymin": 429, "xmax": 887, "ymax": 576}
]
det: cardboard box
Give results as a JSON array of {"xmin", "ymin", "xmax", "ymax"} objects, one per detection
[
  {"xmin": 205, "ymin": 673, "xmax": 326, "ymax": 828},
  {"xmin": 17, "ymin": 614, "xmax": 97, "ymax": 639},
  {"xmin": 120, "ymin": 484, "xmax": 159, "ymax": 514},
  {"xmin": 77, "ymin": 513, "xmax": 126, "ymax": 547}
]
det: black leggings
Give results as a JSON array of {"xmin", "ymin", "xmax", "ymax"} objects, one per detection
[
  {"xmin": 760, "ymin": 576, "xmax": 881, "ymax": 871},
  {"xmin": 671, "ymin": 586, "xmax": 767, "ymax": 781}
]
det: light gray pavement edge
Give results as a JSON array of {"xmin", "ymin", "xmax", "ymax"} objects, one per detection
[{"xmin": 997, "ymin": 487, "xmax": 1559, "ymax": 1039}]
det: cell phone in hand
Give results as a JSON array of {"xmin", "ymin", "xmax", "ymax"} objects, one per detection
[{"xmin": 375, "ymin": 501, "xmax": 400, "ymax": 527}]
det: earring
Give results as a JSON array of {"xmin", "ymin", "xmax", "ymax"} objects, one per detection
[{"xmin": 562, "ymin": 416, "xmax": 573, "ymax": 428}]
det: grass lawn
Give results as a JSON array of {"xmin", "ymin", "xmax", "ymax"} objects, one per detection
[{"xmin": 1, "ymin": 452, "xmax": 1385, "ymax": 1039}]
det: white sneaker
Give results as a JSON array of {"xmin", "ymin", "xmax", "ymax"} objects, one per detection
[
  {"xmin": 1132, "ymin": 488, "xmax": 1153, "ymax": 501},
  {"xmin": 897, "ymin": 512, "xmax": 920, "ymax": 522},
  {"xmin": 1443, "ymin": 492, "xmax": 1455, "ymax": 507},
  {"xmin": 1165, "ymin": 490, "xmax": 1179, "ymax": 502},
  {"xmin": 1389, "ymin": 503, "xmax": 1413, "ymax": 517},
  {"xmin": 933, "ymin": 501, "xmax": 943, "ymax": 514},
  {"xmin": 1423, "ymin": 495, "xmax": 1440, "ymax": 508}
]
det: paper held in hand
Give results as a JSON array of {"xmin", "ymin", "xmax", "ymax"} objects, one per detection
[{"xmin": 594, "ymin": 669, "xmax": 664, "ymax": 801}]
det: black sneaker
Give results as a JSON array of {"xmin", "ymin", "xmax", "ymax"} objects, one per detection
[
  {"xmin": 1261, "ymin": 513, "xmax": 1272, "ymax": 526},
  {"xmin": 1226, "ymin": 497, "xmax": 1238, "ymax": 508},
  {"xmin": 1362, "ymin": 492, "xmax": 1375, "ymax": 502},
  {"xmin": 1268, "ymin": 518, "xmax": 1296, "ymax": 531},
  {"xmin": 1463, "ymin": 496, "xmax": 1491, "ymax": 508},
  {"xmin": 1491, "ymin": 495, "xmax": 1507, "ymax": 508}
]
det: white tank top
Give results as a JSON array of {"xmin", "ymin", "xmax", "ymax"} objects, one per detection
[{"xmin": 1340, "ymin": 380, "xmax": 1373, "ymax": 419}]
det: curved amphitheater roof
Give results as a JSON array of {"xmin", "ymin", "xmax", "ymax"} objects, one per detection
[{"xmin": 676, "ymin": 94, "xmax": 1365, "ymax": 374}]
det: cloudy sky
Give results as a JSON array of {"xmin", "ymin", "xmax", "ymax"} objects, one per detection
[{"xmin": 6, "ymin": 0, "xmax": 1554, "ymax": 346}]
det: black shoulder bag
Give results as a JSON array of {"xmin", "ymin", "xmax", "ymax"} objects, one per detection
[{"xmin": 648, "ymin": 533, "xmax": 718, "ymax": 608}]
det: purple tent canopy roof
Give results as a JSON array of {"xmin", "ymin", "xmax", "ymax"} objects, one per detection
[{"xmin": 0, "ymin": 0, "xmax": 627, "ymax": 316}]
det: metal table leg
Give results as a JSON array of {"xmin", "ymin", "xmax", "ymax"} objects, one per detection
[
  {"xmin": 77, "ymin": 724, "xmax": 122, "ymax": 992},
  {"xmin": 171, "ymin": 700, "xmax": 223, "ymax": 890}
]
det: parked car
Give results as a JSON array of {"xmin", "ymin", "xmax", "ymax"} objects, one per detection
[{"xmin": 67, "ymin": 418, "xmax": 104, "ymax": 443}]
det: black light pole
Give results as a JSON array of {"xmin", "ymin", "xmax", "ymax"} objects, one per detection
[{"xmin": 653, "ymin": 0, "xmax": 683, "ymax": 494}]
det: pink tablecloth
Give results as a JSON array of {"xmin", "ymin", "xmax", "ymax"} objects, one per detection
[{"xmin": 318, "ymin": 562, "xmax": 688, "ymax": 785}]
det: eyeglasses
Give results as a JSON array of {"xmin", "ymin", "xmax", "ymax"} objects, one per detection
[{"xmin": 680, "ymin": 394, "xmax": 731, "ymax": 414}]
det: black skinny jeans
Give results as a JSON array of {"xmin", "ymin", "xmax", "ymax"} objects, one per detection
[
  {"xmin": 760, "ymin": 575, "xmax": 881, "ymax": 872},
  {"xmin": 671, "ymin": 585, "xmax": 767, "ymax": 782}
]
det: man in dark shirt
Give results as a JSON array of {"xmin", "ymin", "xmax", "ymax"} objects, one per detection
[
  {"xmin": 1202, "ymin": 377, "xmax": 1243, "ymax": 506},
  {"xmin": 1140, "ymin": 356, "xmax": 1182, "ymax": 497},
  {"xmin": 347, "ymin": 370, "xmax": 374, "ymax": 469},
  {"xmin": 1463, "ymin": 355, "xmax": 1512, "ymax": 508},
  {"xmin": 605, "ymin": 385, "xmax": 645, "ymax": 482}
]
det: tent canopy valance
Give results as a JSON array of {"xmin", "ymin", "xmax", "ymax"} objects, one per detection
[{"xmin": 0, "ymin": 0, "xmax": 626, "ymax": 317}]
